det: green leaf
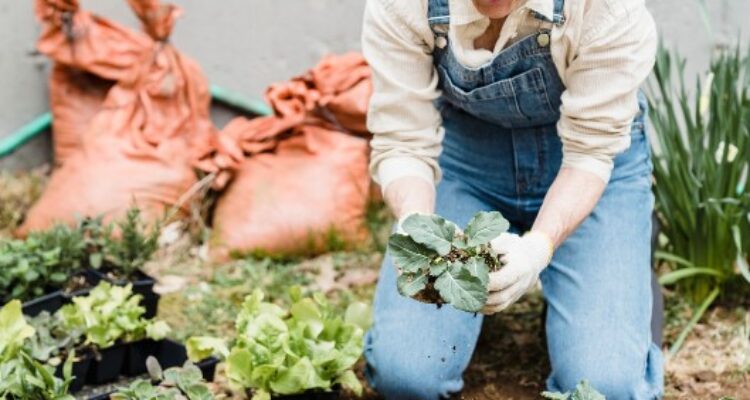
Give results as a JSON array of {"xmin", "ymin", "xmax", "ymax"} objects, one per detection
[
  {"xmin": 464, "ymin": 257, "xmax": 490, "ymax": 286},
  {"xmin": 89, "ymin": 253, "xmax": 103, "ymax": 269},
  {"xmin": 388, "ymin": 234, "xmax": 436, "ymax": 273},
  {"xmin": 335, "ymin": 370, "xmax": 363, "ymax": 396},
  {"xmin": 541, "ymin": 380, "xmax": 605, "ymax": 400},
  {"xmin": 186, "ymin": 336, "xmax": 229, "ymax": 362},
  {"xmin": 658, "ymin": 267, "xmax": 723, "ymax": 285},
  {"xmin": 434, "ymin": 265, "xmax": 487, "ymax": 312},
  {"xmin": 429, "ymin": 260, "xmax": 449, "ymax": 277},
  {"xmin": 464, "ymin": 211, "xmax": 509, "ymax": 246},
  {"xmin": 0, "ymin": 300, "xmax": 36, "ymax": 361},
  {"xmin": 269, "ymin": 357, "xmax": 329, "ymax": 395},
  {"xmin": 401, "ymin": 214, "xmax": 456, "ymax": 255},
  {"xmin": 396, "ymin": 273, "xmax": 428, "ymax": 297}
]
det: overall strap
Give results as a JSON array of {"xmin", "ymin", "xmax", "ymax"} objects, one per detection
[
  {"xmin": 532, "ymin": 0, "xmax": 566, "ymax": 25},
  {"xmin": 427, "ymin": 0, "xmax": 450, "ymax": 28}
]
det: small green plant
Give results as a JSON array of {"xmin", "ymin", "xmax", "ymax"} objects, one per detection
[
  {"xmin": 0, "ymin": 300, "xmax": 74, "ymax": 400},
  {"xmin": 24, "ymin": 311, "xmax": 83, "ymax": 365},
  {"xmin": 0, "ymin": 223, "xmax": 87, "ymax": 303},
  {"xmin": 541, "ymin": 380, "xmax": 605, "ymax": 400},
  {"xmin": 388, "ymin": 212, "xmax": 509, "ymax": 312},
  {"xmin": 58, "ymin": 282, "xmax": 170, "ymax": 348},
  {"xmin": 104, "ymin": 208, "xmax": 160, "ymax": 278},
  {"xmin": 648, "ymin": 46, "xmax": 750, "ymax": 354},
  {"xmin": 110, "ymin": 357, "xmax": 214, "ymax": 400},
  {"xmin": 192, "ymin": 288, "xmax": 370, "ymax": 400}
]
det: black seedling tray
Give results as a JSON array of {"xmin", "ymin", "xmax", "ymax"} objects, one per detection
[
  {"xmin": 22, "ymin": 290, "xmax": 65, "ymax": 317},
  {"xmin": 88, "ymin": 343, "xmax": 128, "ymax": 384},
  {"xmin": 62, "ymin": 339, "xmax": 217, "ymax": 395},
  {"xmin": 153, "ymin": 339, "xmax": 220, "ymax": 380},
  {"xmin": 55, "ymin": 351, "xmax": 94, "ymax": 393},
  {"xmin": 272, "ymin": 390, "xmax": 341, "ymax": 400}
]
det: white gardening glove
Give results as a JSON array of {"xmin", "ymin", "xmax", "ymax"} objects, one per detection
[{"xmin": 483, "ymin": 231, "xmax": 554, "ymax": 314}]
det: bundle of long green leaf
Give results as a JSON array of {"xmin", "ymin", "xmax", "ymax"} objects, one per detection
[
  {"xmin": 648, "ymin": 46, "xmax": 750, "ymax": 353},
  {"xmin": 388, "ymin": 212, "xmax": 509, "ymax": 312},
  {"xmin": 223, "ymin": 288, "xmax": 371, "ymax": 400}
]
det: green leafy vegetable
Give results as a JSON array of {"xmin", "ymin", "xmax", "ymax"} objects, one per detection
[
  {"xmin": 218, "ymin": 288, "xmax": 370, "ymax": 399},
  {"xmin": 388, "ymin": 212, "xmax": 509, "ymax": 312},
  {"xmin": 58, "ymin": 282, "xmax": 170, "ymax": 348}
]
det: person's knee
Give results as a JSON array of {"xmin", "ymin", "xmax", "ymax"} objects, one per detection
[
  {"xmin": 365, "ymin": 334, "xmax": 464, "ymax": 400},
  {"xmin": 550, "ymin": 350, "xmax": 645, "ymax": 399}
]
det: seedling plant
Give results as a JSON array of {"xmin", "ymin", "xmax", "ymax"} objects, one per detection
[
  {"xmin": 388, "ymin": 211, "xmax": 509, "ymax": 312},
  {"xmin": 187, "ymin": 287, "xmax": 371, "ymax": 400},
  {"xmin": 111, "ymin": 357, "xmax": 214, "ymax": 400}
]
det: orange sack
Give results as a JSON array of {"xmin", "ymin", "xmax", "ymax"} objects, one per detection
[
  {"xmin": 17, "ymin": 0, "xmax": 213, "ymax": 236},
  {"xmin": 195, "ymin": 53, "xmax": 372, "ymax": 259}
]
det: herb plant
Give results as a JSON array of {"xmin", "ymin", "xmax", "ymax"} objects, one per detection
[
  {"xmin": 104, "ymin": 208, "xmax": 160, "ymax": 278},
  {"xmin": 648, "ymin": 46, "xmax": 750, "ymax": 353},
  {"xmin": 0, "ymin": 223, "xmax": 87, "ymax": 303},
  {"xmin": 58, "ymin": 282, "xmax": 170, "ymax": 348},
  {"xmin": 207, "ymin": 288, "xmax": 370, "ymax": 400},
  {"xmin": 388, "ymin": 212, "xmax": 509, "ymax": 312},
  {"xmin": 111, "ymin": 357, "xmax": 214, "ymax": 400}
]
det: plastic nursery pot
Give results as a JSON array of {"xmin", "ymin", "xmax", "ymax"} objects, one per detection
[
  {"xmin": 54, "ymin": 351, "xmax": 94, "ymax": 394},
  {"xmin": 122, "ymin": 339, "xmax": 159, "ymax": 377},
  {"xmin": 87, "ymin": 342, "xmax": 127, "ymax": 384},
  {"xmin": 21, "ymin": 290, "xmax": 65, "ymax": 317},
  {"xmin": 153, "ymin": 339, "xmax": 220, "ymax": 381},
  {"xmin": 86, "ymin": 268, "xmax": 160, "ymax": 317}
]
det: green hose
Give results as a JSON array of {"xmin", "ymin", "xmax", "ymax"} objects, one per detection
[
  {"xmin": 0, "ymin": 113, "xmax": 53, "ymax": 158},
  {"xmin": 0, "ymin": 85, "xmax": 271, "ymax": 159}
]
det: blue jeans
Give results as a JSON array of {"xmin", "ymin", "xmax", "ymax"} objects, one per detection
[{"xmin": 364, "ymin": 106, "xmax": 664, "ymax": 399}]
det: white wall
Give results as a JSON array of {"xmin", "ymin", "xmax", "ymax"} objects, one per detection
[{"xmin": 1, "ymin": 0, "xmax": 748, "ymax": 170}]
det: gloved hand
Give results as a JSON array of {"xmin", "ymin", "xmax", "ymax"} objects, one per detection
[
  {"xmin": 483, "ymin": 231, "xmax": 554, "ymax": 314},
  {"xmin": 383, "ymin": 176, "xmax": 436, "ymax": 230}
]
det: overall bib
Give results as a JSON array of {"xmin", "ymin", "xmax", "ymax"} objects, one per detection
[{"xmin": 364, "ymin": 0, "xmax": 664, "ymax": 399}]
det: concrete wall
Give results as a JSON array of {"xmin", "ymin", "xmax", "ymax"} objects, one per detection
[{"xmin": 1, "ymin": 0, "xmax": 748, "ymax": 170}]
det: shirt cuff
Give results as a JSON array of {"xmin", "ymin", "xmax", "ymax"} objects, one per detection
[
  {"xmin": 377, "ymin": 156, "xmax": 436, "ymax": 193},
  {"xmin": 561, "ymin": 151, "xmax": 614, "ymax": 183}
]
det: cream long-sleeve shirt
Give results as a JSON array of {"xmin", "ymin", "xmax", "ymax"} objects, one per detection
[{"xmin": 363, "ymin": 0, "xmax": 657, "ymax": 190}]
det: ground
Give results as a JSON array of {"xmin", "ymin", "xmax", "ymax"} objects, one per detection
[{"xmin": 1, "ymin": 169, "xmax": 748, "ymax": 399}]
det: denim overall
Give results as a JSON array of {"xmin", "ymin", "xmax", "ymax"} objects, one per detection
[{"xmin": 363, "ymin": 0, "xmax": 664, "ymax": 398}]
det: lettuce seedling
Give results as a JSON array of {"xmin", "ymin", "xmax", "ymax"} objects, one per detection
[
  {"xmin": 215, "ymin": 288, "xmax": 370, "ymax": 400},
  {"xmin": 388, "ymin": 211, "xmax": 509, "ymax": 312},
  {"xmin": 58, "ymin": 282, "xmax": 170, "ymax": 348}
]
